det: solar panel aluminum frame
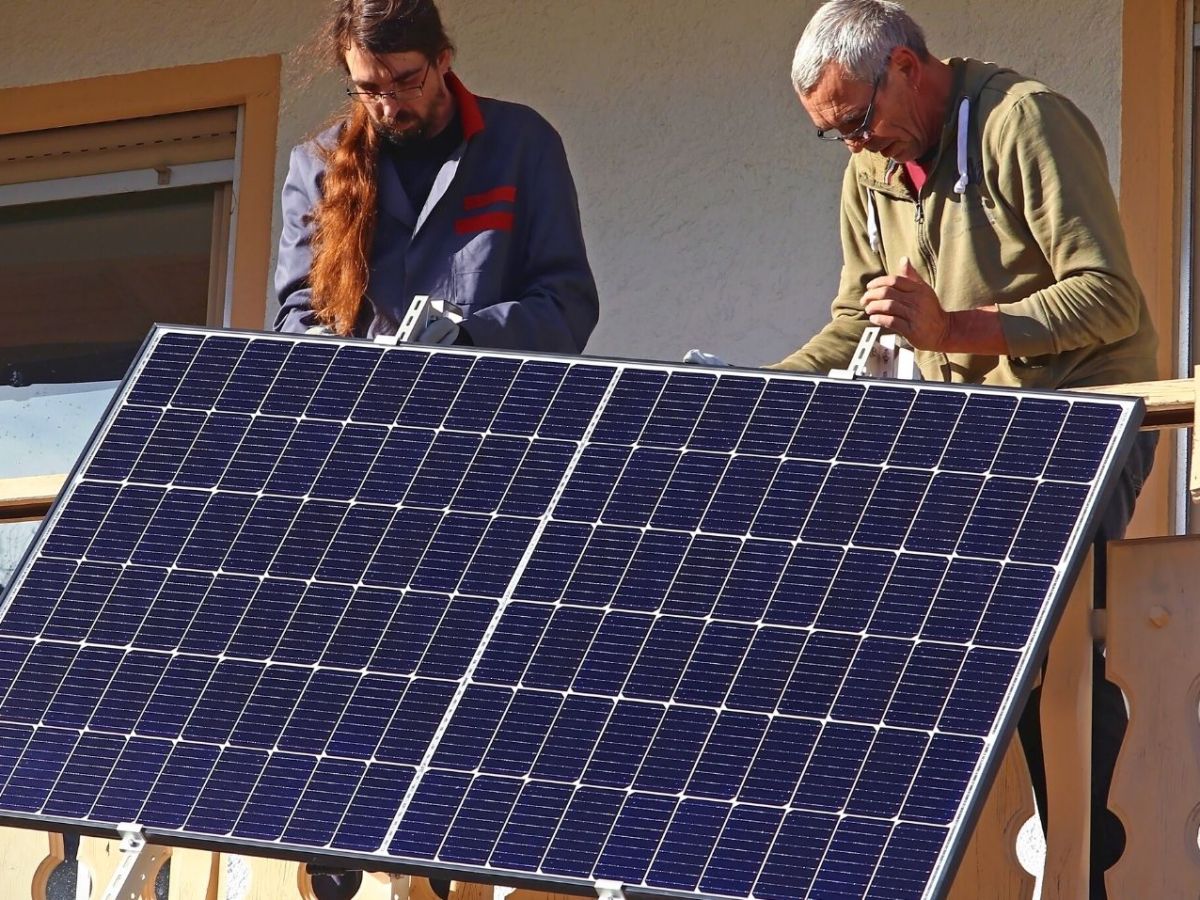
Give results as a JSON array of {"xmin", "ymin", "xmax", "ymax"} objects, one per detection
[{"xmin": 0, "ymin": 324, "xmax": 1146, "ymax": 900}]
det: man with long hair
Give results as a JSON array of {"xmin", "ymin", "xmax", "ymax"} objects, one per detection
[{"xmin": 275, "ymin": 0, "xmax": 598, "ymax": 350}]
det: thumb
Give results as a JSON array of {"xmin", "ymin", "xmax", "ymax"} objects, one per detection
[{"xmin": 898, "ymin": 256, "xmax": 924, "ymax": 283}]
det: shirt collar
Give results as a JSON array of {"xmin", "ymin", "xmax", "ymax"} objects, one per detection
[{"xmin": 446, "ymin": 71, "xmax": 484, "ymax": 140}]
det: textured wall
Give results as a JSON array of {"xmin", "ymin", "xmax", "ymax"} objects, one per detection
[{"xmin": 1, "ymin": 0, "xmax": 1123, "ymax": 366}]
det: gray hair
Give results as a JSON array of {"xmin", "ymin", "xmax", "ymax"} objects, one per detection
[{"xmin": 791, "ymin": 0, "xmax": 929, "ymax": 95}]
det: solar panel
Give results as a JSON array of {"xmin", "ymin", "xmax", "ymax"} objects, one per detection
[{"xmin": 0, "ymin": 326, "xmax": 1141, "ymax": 900}]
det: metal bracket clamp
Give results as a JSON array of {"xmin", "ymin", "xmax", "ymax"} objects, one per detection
[
  {"xmin": 101, "ymin": 823, "xmax": 167, "ymax": 900},
  {"xmin": 376, "ymin": 295, "xmax": 465, "ymax": 346},
  {"xmin": 595, "ymin": 880, "xmax": 627, "ymax": 900},
  {"xmin": 829, "ymin": 326, "xmax": 919, "ymax": 381}
]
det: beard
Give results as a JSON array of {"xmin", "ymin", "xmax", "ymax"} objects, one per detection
[{"xmin": 374, "ymin": 113, "xmax": 433, "ymax": 147}]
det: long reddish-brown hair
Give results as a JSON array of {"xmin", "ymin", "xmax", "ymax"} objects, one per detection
[{"xmin": 309, "ymin": 0, "xmax": 454, "ymax": 334}]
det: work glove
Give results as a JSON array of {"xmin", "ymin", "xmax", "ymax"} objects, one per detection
[
  {"xmin": 415, "ymin": 316, "xmax": 461, "ymax": 346},
  {"xmin": 304, "ymin": 324, "xmax": 335, "ymax": 336},
  {"xmin": 683, "ymin": 348, "xmax": 731, "ymax": 367}
]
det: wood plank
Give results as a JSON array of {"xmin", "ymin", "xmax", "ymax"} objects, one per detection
[
  {"xmin": 0, "ymin": 473, "xmax": 66, "ymax": 521},
  {"xmin": 0, "ymin": 827, "xmax": 65, "ymax": 900},
  {"xmin": 166, "ymin": 848, "xmax": 226, "ymax": 900},
  {"xmin": 1071, "ymin": 377, "xmax": 1195, "ymax": 428},
  {"xmin": 1192, "ymin": 365, "xmax": 1200, "ymax": 503}
]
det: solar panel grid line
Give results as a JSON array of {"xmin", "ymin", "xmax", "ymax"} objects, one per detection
[{"xmin": 375, "ymin": 358, "xmax": 626, "ymax": 855}]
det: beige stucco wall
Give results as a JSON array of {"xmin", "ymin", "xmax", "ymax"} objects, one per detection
[{"xmin": 3, "ymin": 0, "xmax": 1123, "ymax": 366}]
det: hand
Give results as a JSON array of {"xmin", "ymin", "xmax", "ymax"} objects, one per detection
[
  {"xmin": 415, "ymin": 316, "xmax": 461, "ymax": 346},
  {"xmin": 862, "ymin": 257, "xmax": 952, "ymax": 351},
  {"xmin": 304, "ymin": 324, "xmax": 335, "ymax": 336}
]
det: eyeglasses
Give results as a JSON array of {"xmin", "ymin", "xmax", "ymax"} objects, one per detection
[
  {"xmin": 816, "ymin": 69, "xmax": 885, "ymax": 143},
  {"xmin": 346, "ymin": 62, "xmax": 432, "ymax": 103}
]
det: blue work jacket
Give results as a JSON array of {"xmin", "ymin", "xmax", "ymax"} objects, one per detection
[{"xmin": 274, "ymin": 74, "xmax": 599, "ymax": 353}]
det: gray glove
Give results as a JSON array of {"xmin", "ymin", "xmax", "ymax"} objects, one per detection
[
  {"xmin": 683, "ymin": 348, "xmax": 731, "ymax": 367},
  {"xmin": 415, "ymin": 316, "xmax": 460, "ymax": 346}
]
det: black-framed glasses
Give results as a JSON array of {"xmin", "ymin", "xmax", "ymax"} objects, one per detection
[
  {"xmin": 816, "ymin": 69, "xmax": 885, "ymax": 143},
  {"xmin": 346, "ymin": 62, "xmax": 432, "ymax": 104}
]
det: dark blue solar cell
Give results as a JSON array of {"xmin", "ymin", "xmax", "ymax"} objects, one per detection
[
  {"xmin": 975, "ymin": 563, "xmax": 1054, "ymax": 649},
  {"xmin": 0, "ymin": 727, "xmax": 79, "ymax": 812},
  {"xmin": 0, "ymin": 724, "xmax": 32, "ymax": 800},
  {"xmin": 885, "ymin": 642, "xmax": 966, "ymax": 731},
  {"xmin": 739, "ymin": 716, "xmax": 820, "ymax": 805},
  {"xmin": 564, "ymin": 527, "xmax": 640, "ymax": 607},
  {"xmin": 941, "ymin": 394, "xmax": 1017, "ymax": 473},
  {"xmin": 332, "ymin": 763, "xmax": 415, "ymax": 852},
  {"xmin": 219, "ymin": 416, "xmax": 297, "ymax": 493},
  {"xmin": 993, "ymin": 398, "xmax": 1069, "ymax": 478},
  {"xmin": 174, "ymin": 413, "xmax": 250, "ymax": 489},
  {"xmin": 538, "ymin": 365, "xmax": 615, "ymax": 440},
  {"xmin": 703, "ymin": 456, "xmax": 780, "ymax": 536},
  {"xmin": 905, "ymin": 472, "xmax": 985, "ymax": 554},
  {"xmin": 590, "ymin": 370, "xmax": 667, "ymax": 445},
  {"xmin": 276, "ymin": 580, "xmax": 355, "ymax": 667},
  {"xmin": 779, "ymin": 632, "xmax": 857, "ymax": 718},
  {"xmin": 868, "ymin": 554, "xmax": 948, "ymax": 639},
  {"xmin": 278, "ymin": 669, "xmax": 360, "ymax": 755},
  {"xmin": 363, "ymin": 507, "xmax": 442, "ymax": 589},
  {"xmin": 41, "ymin": 482, "xmax": 119, "ymax": 559},
  {"xmin": 92, "ymin": 737, "xmax": 172, "ymax": 822},
  {"xmin": 182, "ymin": 660, "xmax": 265, "ymax": 744},
  {"xmin": 847, "ymin": 728, "xmax": 928, "ymax": 818},
  {"xmin": 87, "ymin": 406, "xmax": 161, "ymax": 481},
  {"xmin": 84, "ymin": 566, "xmax": 162, "ymax": 647},
  {"xmin": 459, "ymin": 517, "xmax": 539, "ymax": 597},
  {"xmin": 958, "ymin": 477, "xmax": 1036, "ymax": 559},
  {"xmin": 491, "ymin": 361, "xmax": 569, "ymax": 436},
  {"xmin": 139, "ymin": 741, "xmax": 220, "ymax": 828},
  {"xmin": 611, "ymin": 530, "xmax": 690, "ymax": 612},
  {"xmin": 1045, "ymin": 401, "xmax": 1123, "ymax": 482},
  {"xmin": 922, "ymin": 559, "xmax": 1000, "ymax": 643},
  {"xmin": 754, "ymin": 810, "xmax": 837, "ymax": 900},
  {"xmin": 496, "ymin": 440, "xmax": 575, "ymax": 517},
  {"xmin": 270, "ymin": 501, "xmax": 349, "ymax": 580},
  {"xmin": 765, "ymin": 543, "xmax": 843, "ymax": 627},
  {"xmin": 419, "ymin": 597, "xmax": 498, "ymax": 680},
  {"xmin": 940, "ymin": 649, "xmax": 1019, "ymax": 736},
  {"xmin": 489, "ymin": 780, "xmax": 574, "ymax": 872},
  {"xmin": 404, "ymin": 432, "xmax": 480, "ymax": 508},
  {"xmin": 263, "ymin": 420, "xmax": 343, "ymax": 497},
  {"xmin": 390, "ymin": 769, "xmax": 472, "ymax": 858},
  {"xmin": 646, "ymin": 799, "xmax": 730, "ymax": 891},
  {"xmin": 370, "ymin": 591, "xmax": 447, "ymax": 676},
  {"xmin": 224, "ymin": 578, "xmax": 304, "ymax": 660},
  {"xmin": 594, "ymin": 792, "xmax": 679, "ymax": 885},
  {"xmin": 803, "ymin": 465, "xmax": 881, "ymax": 545},
  {"xmin": 136, "ymin": 655, "xmax": 216, "ymax": 738},
  {"xmin": 571, "ymin": 612, "xmax": 652, "ymax": 696},
  {"xmin": 170, "ymin": 336, "xmax": 247, "ymax": 410},
  {"xmin": 43, "ymin": 646, "xmax": 123, "ymax": 729},
  {"xmin": 699, "ymin": 804, "xmax": 785, "ymax": 898},
  {"xmin": 41, "ymin": 562, "xmax": 119, "ymax": 641},
  {"xmin": 88, "ymin": 651, "xmax": 166, "ymax": 735},
  {"xmin": 662, "ymin": 536, "xmax": 740, "ymax": 618},
  {"xmin": 554, "ymin": 445, "xmax": 630, "ymax": 522},
  {"xmin": 712, "ymin": 540, "xmax": 791, "ymax": 622},
  {"xmin": 43, "ymin": 732, "xmax": 125, "ymax": 818},
  {"xmin": 633, "ymin": 706, "xmax": 715, "ymax": 794},
  {"xmin": 888, "ymin": 390, "xmax": 966, "ymax": 469},
  {"xmin": 316, "ymin": 504, "xmax": 397, "ymax": 584},
  {"xmin": 481, "ymin": 690, "xmax": 564, "ymax": 777},
  {"xmin": 180, "ymin": 574, "xmax": 261, "ymax": 656},
  {"xmin": 398, "ymin": 353, "xmax": 474, "ymax": 429},
  {"xmin": 127, "ymin": 332, "xmax": 202, "ymax": 406},
  {"xmin": 903, "ymin": 734, "xmax": 982, "ymax": 825},
  {"xmin": 514, "ymin": 523, "xmax": 589, "ymax": 602},
  {"xmin": 688, "ymin": 711, "xmax": 768, "ymax": 801},
  {"xmin": 283, "ymin": 758, "xmax": 367, "ymax": 846},
  {"xmin": 790, "ymin": 381, "xmax": 863, "ymax": 460},
  {"xmin": 738, "ymin": 378, "xmax": 815, "ymax": 456},
  {"xmin": 306, "ymin": 345, "xmax": 383, "ymax": 421},
  {"xmin": 675, "ymin": 623, "xmax": 754, "ymax": 706},
  {"xmin": 584, "ymin": 701, "xmax": 664, "ymax": 788},
  {"xmin": 524, "ymin": 608, "xmax": 603, "ymax": 690},
  {"xmin": 310, "ymin": 424, "xmax": 388, "ymax": 501},
  {"xmin": 1011, "ymin": 481, "xmax": 1091, "ymax": 564},
  {"xmin": 531, "ymin": 695, "xmax": 613, "ymax": 783},
  {"xmin": 0, "ymin": 641, "xmax": 75, "ymax": 724},
  {"xmin": 444, "ymin": 357, "xmax": 520, "ymax": 431},
  {"xmin": 624, "ymin": 616, "xmax": 704, "ymax": 702},
  {"xmin": 376, "ymin": 679, "xmax": 458, "ymax": 765},
  {"xmin": 870, "ymin": 824, "xmax": 949, "ymax": 900},
  {"xmin": 816, "ymin": 549, "xmax": 895, "ymax": 632},
  {"xmin": 726, "ymin": 627, "xmax": 806, "ymax": 713},
  {"xmin": 132, "ymin": 489, "xmax": 218, "ymax": 569},
  {"xmin": 541, "ymin": 786, "xmax": 625, "ymax": 877},
  {"xmin": 808, "ymin": 816, "xmax": 893, "ymax": 897},
  {"xmin": 689, "ymin": 375, "xmax": 764, "ymax": 452},
  {"xmin": 410, "ymin": 513, "xmax": 490, "ymax": 593},
  {"xmin": 839, "ymin": 386, "xmax": 915, "ymax": 464},
  {"xmin": 602, "ymin": 448, "xmax": 678, "ymax": 526},
  {"xmin": 322, "ymin": 587, "xmax": 406, "ymax": 669},
  {"xmin": 853, "ymin": 469, "xmax": 932, "ymax": 551},
  {"xmin": 640, "ymin": 372, "xmax": 715, "ymax": 448},
  {"xmin": 132, "ymin": 570, "xmax": 212, "ymax": 650},
  {"xmin": 229, "ymin": 664, "xmax": 310, "ymax": 747},
  {"xmin": 649, "ymin": 451, "xmax": 728, "ymax": 531},
  {"xmin": 440, "ymin": 774, "xmax": 525, "ymax": 864},
  {"xmin": 260, "ymin": 342, "xmax": 337, "ymax": 418},
  {"xmin": 351, "ymin": 346, "xmax": 429, "ymax": 424},
  {"xmin": 451, "ymin": 435, "xmax": 527, "ymax": 513},
  {"xmin": 86, "ymin": 486, "xmax": 163, "ymax": 564},
  {"xmin": 0, "ymin": 558, "xmax": 73, "ymax": 637},
  {"xmin": 234, "ymin": 752, "xmax": 317, "ymax": 840},
  {"xmin": 129, "ymin": 409, "xmax": 204, "ymax": 484},
  {"xmin": 359, "ymin": 428, "xmax": 434, "ymax": 504},
  {"xmin": 186, "ymin": 747, "xmax": 268, "ymax": 835},
  {"xmin": 474, "ymin": 603, "xmax": 552, "ymax": 686},
  {"xmin": 832, "ymin": 638, "xmax": 913, "ymax": 724},
  {"xmin": 793, "ymin": 722, "xmax": 876, "ymax": 812},
  {"xmin": 215, "ymin": 337, "xmax": 291, "ymax": 413}
]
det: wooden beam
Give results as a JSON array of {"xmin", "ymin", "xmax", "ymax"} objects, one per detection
[
  {"xmin": 0, "ymin": 474, "xmax": 66, "ymax": 522},
  {"xmin": 1072, "ymin": 377, "xmax": 1196, "ymax": 429}
]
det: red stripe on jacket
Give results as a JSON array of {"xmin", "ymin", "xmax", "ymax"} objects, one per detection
[
  {"xmin": 456, "ymin": 211, "xmax": 514, "ymax": 234},
  {"xmin": 464, "ymin": 186, "xmax": 518, "ymax": 210}
]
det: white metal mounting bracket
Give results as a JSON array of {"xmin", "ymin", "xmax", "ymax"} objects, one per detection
[
  {"xmin": 829, "ymin": 326, "xmax": 919, "ymax": 381},
  {"xmin": 595, "ymin": 879, "xmax": 627, "ymax": 900},
  {"xmin": 101, "ymin": 823, "xmax": 167, "ymax": 900},
  {"xmin": 376, "ymin": 295, "xmax": 465, "ymax": 346}
]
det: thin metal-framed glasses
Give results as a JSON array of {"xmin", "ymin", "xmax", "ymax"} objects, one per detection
[
  {"xmin": 345, "ymin": 61, "xmax": 432, "ymax": 104},
  {"xmin": 816, "ymin": 69, "xmax": 885, "ymax": 143}
]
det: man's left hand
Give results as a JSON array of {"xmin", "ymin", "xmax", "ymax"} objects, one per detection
[{"xmin": 862, "ymin": 257, "xmax": 951, "ymax": 351}]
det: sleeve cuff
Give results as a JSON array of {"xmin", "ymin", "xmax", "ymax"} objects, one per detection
[{"xmin": 997, "ymin": 303, "xmax": 1058, "ymax": 359}]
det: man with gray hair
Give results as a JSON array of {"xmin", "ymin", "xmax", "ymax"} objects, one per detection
[{"xmin": 771, "ymin": 1, "xmax": 1157, "ymax": 895}]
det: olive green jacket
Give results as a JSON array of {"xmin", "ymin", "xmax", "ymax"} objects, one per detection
[{"xmin": 772, "ymin": 58, "xmax": 1157, "ymax": 390}]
